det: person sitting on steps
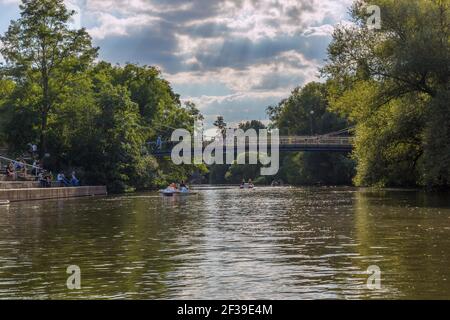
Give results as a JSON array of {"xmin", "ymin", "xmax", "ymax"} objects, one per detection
[
  {"xmin": 46, "ymin": 171, "xmax": 53, "ymax": 187},
  {"xmin": 57, "ymin": 172, "xmax": 70, "ymax": 187},
  {"xmin": 38, "ymin": 171, "xmax": 51, "ymax": 188},
  {"xmin": 70, "ymin": 171, "xmax": 80, "ymax": 187},
  {"xmin": 6, "ymin": 163, "xmax": 15, "ymax": 180}
]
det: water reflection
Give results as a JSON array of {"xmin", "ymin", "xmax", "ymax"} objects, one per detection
[
  {"xmin": 0, "ymin": 187, "xmax": 449, "ymax": 299},
  {"xmin": 354, "ymin": 190, "xmax": 450, "ymax": 299}
]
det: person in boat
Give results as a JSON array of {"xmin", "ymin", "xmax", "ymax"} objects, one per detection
[
  {"xmin": 179, "ymin": 180, "xmax": 189, "ymax": 192},
  {"xmin": 248, "ymin": 179, "xmax": 254, "ymax": 188},
  {"xmin": 161, "ymin": 183, "xmax": 174, "ymax": 194},
  {"xmin": 167, "ymin": 183, "xmax": 177, "ymax": 191},
  {"xmin": 240, "ymin": 179, "xmax": 246, "ymax": 189}
]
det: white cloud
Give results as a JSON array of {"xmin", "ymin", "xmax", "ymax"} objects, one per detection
[
  {"xmin": 0, "ymin": 0, "xmax": 20, "ymax": 4},
  {"xmin": 0, "ymin": 0, "xmax": 354, "ymax": 126},
  {"xmin": 87, "ymin": 12, "xmax": 159, "ymax": 39},
  {"xmin": 82, "ymin": 0, "xmax": 351, "ymax": 125},
  {"xmin": 168, "ymin": 50, "xmax": 318, "ymax": 93}
]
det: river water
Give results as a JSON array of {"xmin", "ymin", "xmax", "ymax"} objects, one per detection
[{"xmin": 0, "ymin": 187, "xmax": 449, "ymax": 300}]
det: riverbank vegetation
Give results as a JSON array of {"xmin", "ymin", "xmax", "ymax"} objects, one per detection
[
  {"xmin": 266, "ymin": 82, "xmax": 356, "ymax": 186},
  {"xmin": 212, "ymin": 0, "xmax": 449, "ymax": 190},
  {"xmin": 0, "ymin": 0, "xmax": 205, "ymax": 192},
  {"xmin": 0, "ymin": 0, "xmax": 448, "ymax": 191},
  {"xmin": 216, "ymin": 83, "xmax": 356, "ymax": 186},
  {"xmin": 323, "ymin": 0, "xmax": 449, "ymax": 189}
]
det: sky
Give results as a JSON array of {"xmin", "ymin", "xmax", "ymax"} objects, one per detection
[{"xmin": 0, "ymin": 0, "xmax": 353, "ymax": 128}]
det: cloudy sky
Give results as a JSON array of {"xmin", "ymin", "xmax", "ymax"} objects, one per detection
[{"xmin": 0, "ymin": 0, "xmax": 353, "ymax": 128}]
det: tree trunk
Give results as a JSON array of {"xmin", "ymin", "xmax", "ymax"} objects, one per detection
[
  {"xmin": 40, "ymin": 67, "xmax": 50, "ymax": 159},
  {"xmin": 39, "ymin": 110, "xmax": 48, "ymax": 159}
]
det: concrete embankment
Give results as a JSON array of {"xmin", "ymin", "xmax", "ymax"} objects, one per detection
[
  {"xmin": 0, "ymin": 181, "xmax": 41, "ymax": 189},
  {"xmin": 0, "ymin": 186, "xmax": 107, "ymax": 202}
]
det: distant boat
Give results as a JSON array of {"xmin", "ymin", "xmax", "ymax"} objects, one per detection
[
  {"xmin": 240, "ymin": 183, "xmax": 255, "ymax": 189},
  {"xmin": 0, "ymin": 200, "xmax": 10, "ymax": 205}
]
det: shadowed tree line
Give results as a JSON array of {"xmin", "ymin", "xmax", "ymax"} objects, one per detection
[{"xmin": 215, "ymin": 0, "xmax": 449, "ymax": 189}]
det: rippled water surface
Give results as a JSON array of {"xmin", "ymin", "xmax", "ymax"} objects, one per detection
[{"xmin": 0, "ymin": 187, "xmax": 449, "ymax": 299}]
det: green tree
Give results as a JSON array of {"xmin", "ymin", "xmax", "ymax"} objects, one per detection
[
  {"xmin": 84, "ymin": 84, "xmax": 157, "ymax": 192},
  {"xmin": 213, "ymin": 116, "xmax": 227, "ymax": 137},
  {"xmin": 0, "ymin": 77, "xmax": 40, "ymax": 155},
  {"xmin": 279, "ymin": 152, "xmax": 356, "ymax": 186},
  {"xmin": 323, "ymin": 0, "xmax": 449, "ymax": 188},
  {"xmin": 223, "ymin": 121, "xmax": 270, "ymax": 184},
  {"xmin": 238, "ymin": 120, "xmax": 266, "ymax": 131},
  {"xmin": 267, "ymin": 82, "xmax": 355, "ymax": 186},
  {"xmin": 78, "ymin": 63, "xmax": 203, "ymax": 191},
  {"xmin": 0, "ymin": 2, "xmax": 205, "ymax": 192},
  {"xmin": 268, "ymin": 82, "xmax": 349, "ymax": 136},
  {"xmin": 0, "ymin": 0, "xmax": 98, "ymax": 156},
  {"xmin": 225, "ymin": 152, "xmax": 265, "ymax": 184},
  {"xmin": 184, "ymin": 101, "xmax": 204, "ymax": 121},
  {"xmin": 0, "ymin": 78, "xmax": 18, "ymax": 146},
  {"xmin": 421, "ymin": 91, "xmax": 450, "ymax": 188}
]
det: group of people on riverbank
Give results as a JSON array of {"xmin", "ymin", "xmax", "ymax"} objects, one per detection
[
  {"xmin": 1, "ymin": 143, "xmax": 80, "ymax": 188},
  {"xmin": 2, "ymin": 142, "xmax": 41, "ymax": 180},
  {"xmin": 4, "ymin": 158, "xmax": 33, "ymax": 180},
  {"xmin": 39, "ymin": 171, "xmax": 79, "ymax": 188}
]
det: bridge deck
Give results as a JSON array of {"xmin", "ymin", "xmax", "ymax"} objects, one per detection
[{"xmin": 150, "ymin": 136, "xmax": 354, "ymax": 157}]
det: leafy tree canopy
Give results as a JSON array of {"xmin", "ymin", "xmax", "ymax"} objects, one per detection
[{"xmin": 323, "ymin": 0, "xmax": 449, "ymax": 188}]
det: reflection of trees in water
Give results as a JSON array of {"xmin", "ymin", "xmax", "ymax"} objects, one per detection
[
  {"xmin": 117, "ymin": 194, "xmax": 203, "ymax": 299},
  {"xmin": 0, "ymin": 195, "xmax": 204, "ymax": 299},
  {"xmin": 354, "ymin": 191, "xmax": 450, "ymax": 299},
  {"xmin": 0, "ymin": 200, "xmax": 73, "ymax": 299}
]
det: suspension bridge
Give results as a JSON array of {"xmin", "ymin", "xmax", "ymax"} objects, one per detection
[{"xmin": 149, "ymin": 127, "xmax": 354, "ymax": 157}]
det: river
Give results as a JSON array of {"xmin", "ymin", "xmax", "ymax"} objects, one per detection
[{"xmin": 0, "ymin": 186, "xmax": 449, "ymax": 299}]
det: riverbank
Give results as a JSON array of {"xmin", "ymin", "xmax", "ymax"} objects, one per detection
[{"xmin": 0, "ymin": 185, "xmax": 107, "ymax": 202}]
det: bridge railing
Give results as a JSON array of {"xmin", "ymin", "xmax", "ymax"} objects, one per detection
[
  {"xmin": 278, "ymin": 136, "xmax": 353, "ymax": 145},
  {"xmin": 200, "ymin": 136, "xmax": 353, "ymax": 147},
  {"xmin": 149, "ymin": 135, "xmax": 354, "ymax": 154}
]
